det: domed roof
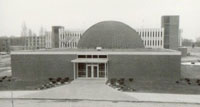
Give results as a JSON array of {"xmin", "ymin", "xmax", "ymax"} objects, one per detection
[{"xmin": 78, "ymin": 21, "xmax": 144, "ymax": 49}]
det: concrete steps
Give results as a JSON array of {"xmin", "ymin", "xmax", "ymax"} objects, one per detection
[{"xmin": 72, "ymin": 79, "xmax": 106, "ymax": 84}]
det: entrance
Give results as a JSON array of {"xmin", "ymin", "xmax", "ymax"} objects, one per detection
[{"xmin": 86, "ymin": 64, "xmax": 98, "ymax": 78}]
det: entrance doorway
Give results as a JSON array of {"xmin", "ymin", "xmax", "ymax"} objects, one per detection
[
  {"xmin": 76, "ymin": 63, "xmax": 106, "ymax": 79},
  {"xmin": 86, "ymin": 64, "xmax": 98, "ymax": 78}
]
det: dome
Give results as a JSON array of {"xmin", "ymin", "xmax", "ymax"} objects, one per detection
[{"xmin": 78, "ymin": 21, "xmax": 144, "ymax": 49}]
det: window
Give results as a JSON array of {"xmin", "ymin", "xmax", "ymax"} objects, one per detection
[
  {"xmin": 99, "ymin": 55, "xmax": 107, "ymax": 58},
  {"xmin": 78, "ymin": 63, "xmax": 86, "ymax": 77},
  {"xmin": 87, "ymin": 55, "xmax": 92, "ymax": 58},
  {"xmin": 93, "ymin": 55, "xmax": 98, "ymax": 58},
  {"xmin": 99, "ymin": 63, "xmax": 105, "ymax": 77},
  {"xmin": 78, "ymin": 55, "xmax": 86, "ymax": 58},
  {"xmin": 78, "ymin": 55, "xmax": 107, "ymax": 58}
]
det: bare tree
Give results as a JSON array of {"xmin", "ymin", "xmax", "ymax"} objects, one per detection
[
  {"xmin": 182, "ymin": 38, "xmax": 194, "ymax": 47},
  {"xmin": 21, "ymin": 22, "xmax": 28, "ymax": 48},
  {"xmin": 21, "ymin": 22, "xmax": 28, "ymax": 37}
]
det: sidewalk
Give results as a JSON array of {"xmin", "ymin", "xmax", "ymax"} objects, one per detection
[
  {"xmin": 21, "ymin": 79, "xmax": 136, "ymax": 101},
  {"xmin": 124, "ymin": 92, "xmax": 200, "ymax": 104}
]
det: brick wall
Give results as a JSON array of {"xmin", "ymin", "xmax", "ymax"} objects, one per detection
[
  {"xmin": 11, "ymin": 54, "xmax": 76, "ymax": 81},
  {"xmin": 108, "ymin": 55, "xmax": 181, "ymax": 84}
]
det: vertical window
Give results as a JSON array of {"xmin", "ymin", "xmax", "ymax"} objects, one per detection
[
  {"xmin": 99, "ymin": 63, "xmax": 105, "ymax": 77},
  {"xmin": 78, "ymin": 63, "xmax": 86, "ymax": 77}
]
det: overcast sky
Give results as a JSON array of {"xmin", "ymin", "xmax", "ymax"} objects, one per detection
[{"xmin": 0, "ymin": 0, "xmax": 200, "ymax": 40}]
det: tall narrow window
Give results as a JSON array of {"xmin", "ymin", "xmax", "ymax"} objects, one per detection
[{"xmin": 78, "ymin": 63, "xmax": 86, "ymax": 77}]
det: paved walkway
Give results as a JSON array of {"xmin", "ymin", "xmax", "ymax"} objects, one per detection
[
  {"xmin": 124, "ymin": 92, "xmax": 200, "ymax": 104},
  {"xmin": 1, "ymin": 79, "xmax": 200, "ymax": 105},
  {"xmin": 1, "ymin": 100, "xmax": 200, "ymax": 107},
  {"xmin": 21, "ymin": 79, "xmax": 136, "ymax": 101}
]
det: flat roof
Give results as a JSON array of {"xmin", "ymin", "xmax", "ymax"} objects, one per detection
[{"xmin": 11, "ymin": 48, "xmax": 181, "ymax": 55}]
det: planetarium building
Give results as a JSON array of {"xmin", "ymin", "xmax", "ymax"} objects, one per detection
[{"xmin": 11, "ymin": 21, "xmax": 181, "ymax": 85}]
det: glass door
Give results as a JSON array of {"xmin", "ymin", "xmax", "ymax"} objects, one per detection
[
  {"xmin": 87, "ymin": 65, "xmax": 92, "ymax": 78},
  {"xmin": 86, "ymin": 64, "xmax": 99, "ymax": 78},
  {"xmin": 93, "ymin": 65, "xmax": 98, "ymax": 78}
]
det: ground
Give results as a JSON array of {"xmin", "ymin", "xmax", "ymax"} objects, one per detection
[
  {"xmin": 182, "ymin": 47, "xmax": 200, "ymax": 62},
  {"xmin": 0, "ymin": 54, "xmax": 11, "ymax": 77},
  {"xmin": 0, "ymin": 100, "xmax": 200, "ymax": 107},
  {"xmin": 1, "ymin": 100, "xmax": 200, "ymax": 107},
  {"xmin": 1, "ymin": 79, "xmax": 200, "ymax": 107}
]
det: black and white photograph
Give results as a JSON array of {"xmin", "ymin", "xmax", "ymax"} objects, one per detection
[{"xmin": 0, "ymin": 0, "xmax": 200, "ymax": 106}]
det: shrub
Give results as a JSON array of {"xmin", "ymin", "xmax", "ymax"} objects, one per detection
[
  {"xmin": 191, "ymin": 62, "xmax": 195, "ymax": 64},
  {"xmin": 56, "ymin": 77, "xmax": 62, "ymax": 82},
  {"xmin": 120, "ymin": 78, "xmax": 125, "ymax": 81},
  {"xmin": 63, "ymin": 77, "xmax": 69, "ymax": 82},
  {"xmin": 52, "ymin": 80, "xmax": 56, "ymax": 84},
  {"xmin": 2, "ymin": 76, "xmax": 7, "ymax": 80},
  {"xmin": 61, "ymin": 81, "xmax": 65, "ymax": 84},
  {"xmin": 110, "ymin": 78, "xmax": 116, "ymax": 85},
  {"xmin": 196, "ymin": 79, "xmax": 200, "ymax": 83},
  {"xmin": 48, "ymin": 78, "xmax": 54, "ymax": 81},
  {"xmin": 129, "ymin": 78, "xmax": 134, "ymax": 82},
  {"xmin": 185, "ymin": 78, "xmax": 190, "ymax": 82}
]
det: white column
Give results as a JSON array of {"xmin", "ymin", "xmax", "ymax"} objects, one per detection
[
  {"xmin": 104, "ymin": 63, "xmax": 106, "ymax": 81},
  {"xmin": 105, "ymin": 63, "xmax": 108, "ymax": 80},
  {"xmin": 161, "ymin": 28, "xmax": 164, "ymax": 48},
  {"xmin": 97, "ymin": 64, "xmax": 99, "ymax": 78},
  {"xmin": 144, "ymin": 29, "xmax": 146, "ymax": 48},
  {"xmin": 74, "ymin": 63, "xmax": 76, "ymax": 80}
]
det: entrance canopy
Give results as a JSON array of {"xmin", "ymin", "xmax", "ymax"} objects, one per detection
[{"xmin": 71, "ymin": 58, "xmax": 108, "ymax": 63}]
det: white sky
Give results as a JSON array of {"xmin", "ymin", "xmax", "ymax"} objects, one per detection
[{"xmin": 0, "ymin": 0, "xmax": 200, "ymax": 40}]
